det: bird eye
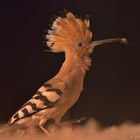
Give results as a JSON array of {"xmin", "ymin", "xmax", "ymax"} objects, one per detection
[{"xmin": 78, "ymin": 42, "xmax": 83, "ymax": 47}]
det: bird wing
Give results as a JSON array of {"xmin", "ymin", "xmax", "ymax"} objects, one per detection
[{"xmin": 9, "ymin": 82, "xmax": 65, "ymax": 124}]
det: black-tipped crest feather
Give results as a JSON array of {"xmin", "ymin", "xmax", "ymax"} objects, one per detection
[{"xmin": 45, "ymin": 11, "xmax": 92, "ymax": 53}]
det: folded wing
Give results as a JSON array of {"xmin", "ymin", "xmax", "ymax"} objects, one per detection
[{"xmin": 8, "ymin": 82, "xmax": 63, "ymax": 124}]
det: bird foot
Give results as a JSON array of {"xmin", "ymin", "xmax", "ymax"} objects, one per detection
[{"xmin": 60, "ymin": 117, "xmax": 88, "ymax": 128}]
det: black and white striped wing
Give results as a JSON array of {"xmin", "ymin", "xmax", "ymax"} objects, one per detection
[{"xmin": 9, "ymin": 83, "xmax": 63, "ymax": 124}]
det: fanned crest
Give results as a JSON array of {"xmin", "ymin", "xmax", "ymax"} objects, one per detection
[{"xmin": 46, "ymin": 11, "xmax": 92, "ymax": 52}]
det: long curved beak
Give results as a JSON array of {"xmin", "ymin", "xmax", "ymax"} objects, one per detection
[{"xmin": 89, "ymin": 37, "xmax": 128, "ymax": 51}]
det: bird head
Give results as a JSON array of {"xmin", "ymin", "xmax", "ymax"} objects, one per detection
[
  {"xmin": 45, "ymin": 11, "xmax": 128, "ymax": 58},
  {"xmin": 46, "ymin": 11, "xmax": 92, "ymax": 57}
]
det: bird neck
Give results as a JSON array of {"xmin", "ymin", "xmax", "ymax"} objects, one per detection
[{"xmin": 55, "ymin": 51, "xmax": 91, "ymax": 79}]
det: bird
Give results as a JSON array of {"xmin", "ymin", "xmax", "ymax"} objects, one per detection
[{"xmin": 8, "ymin": 10, "xmax": 127, "ymax": 134}]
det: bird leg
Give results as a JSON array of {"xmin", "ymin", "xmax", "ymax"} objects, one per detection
[{"xmin": 39, "ymin": 119, "xmax": 50, "ymax": 135}]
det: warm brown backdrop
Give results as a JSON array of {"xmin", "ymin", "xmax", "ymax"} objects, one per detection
[{"xmin": 0, "ymin": 0, "xmax": 139, "ymax": 126}]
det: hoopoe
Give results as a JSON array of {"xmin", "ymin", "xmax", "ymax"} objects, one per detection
[{"xmin": 8, "ymin": 11, "xmax": 127, "ymax": 134}]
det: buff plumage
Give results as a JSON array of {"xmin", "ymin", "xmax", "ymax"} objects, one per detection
[{"xmin": 8, "ymin": 10, "xmax": 127, "ymax": 134}]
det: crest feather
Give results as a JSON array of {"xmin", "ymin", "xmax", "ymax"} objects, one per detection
[{"xmin": 46, "ymin": 11, "xmax": 92, "ymax": 52}]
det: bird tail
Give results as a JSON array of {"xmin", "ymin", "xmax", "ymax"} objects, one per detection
[{"xmin": 45, "ymin": 10, "xmax": 92, "ymax": 53}]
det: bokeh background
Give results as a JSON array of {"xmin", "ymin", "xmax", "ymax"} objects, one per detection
[{"xmin": 0, "ymin": 0, "xmax": 139, "ymax": 126}]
